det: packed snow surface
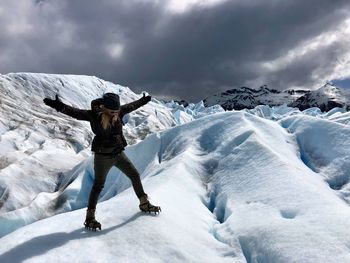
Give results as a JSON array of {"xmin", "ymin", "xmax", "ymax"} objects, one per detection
[{"xmin": 1, "ymin": 73, "xmax": 350, "ymax": 262}]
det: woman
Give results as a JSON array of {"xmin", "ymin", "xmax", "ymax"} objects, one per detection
[{"xmin": 43, "ymin": 92, "xmax": 161, "ymax": 231}]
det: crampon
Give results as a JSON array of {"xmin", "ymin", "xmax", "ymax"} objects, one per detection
[
  {"xmin": 84, "ymin": 208, "xmax": 102, "ymax": 231},
  {"xmin": 139, "ymin": 196, "xmax": 162, "ymax": 214},
  {"xmin": 84, "ymin": 218, "xmax": 102, "ymax": 231}
]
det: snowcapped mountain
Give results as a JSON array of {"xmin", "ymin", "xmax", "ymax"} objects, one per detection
[
  {"xmin": 289, "ymin": 83, "xmax": 350, "ymax": 111},
  {"xmin": 203, "ymin": 84, "xmax": 349, "ymax": 111},
  {"xmin": 203, "ymin": 85, "xmax": 301, "ymax": 110},
  {"xmin": 1, "ymin": 72, "xmax": 350, "ymax": 262}
]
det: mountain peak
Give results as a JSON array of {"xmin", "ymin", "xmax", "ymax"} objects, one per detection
[{"xmin": 203, "ymin": 84, "xmax": 349, "ymax": 112}]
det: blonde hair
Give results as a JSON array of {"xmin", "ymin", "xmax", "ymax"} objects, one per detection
[{"xmin": 99, "ymin": 106, "xmax": 120, "ymax": 130}]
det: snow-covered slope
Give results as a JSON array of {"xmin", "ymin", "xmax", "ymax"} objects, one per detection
[
  {"xmin": 244, "ymin": 103, "xmax": 348, "ymax": 121},
  {"xmin": 0, "ymin": 73, "xmax": 223, "ymax": 217},
  {"xmin": 203, "ymin": 84, "xmax": 349, "ymax": 111},
  {"xmin": 1, "ymin": 109, "xmax": 350, "ymax": 262}
]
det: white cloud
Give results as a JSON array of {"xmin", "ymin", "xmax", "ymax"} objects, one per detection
[
  {"xmin": 2, "ymin": 0, "xmax": 36, "ymax": 37},
  {"xmin": 327, "ymin": 18, "xmax": 350, "ymax": 80},
  {"xmin": 258, "ymin": 17, "xmax": 350, "ymax": 89},
  {"xmin": 107, "ymin": 43, "xmax": 124, "ymax": 59},
  {"xmin": 261, "ymin": 31, "xmax": 339, "ymax": 73},
  {"xmin": 166, "ymin": 0, "xmax": 227, "ymax": 13}
]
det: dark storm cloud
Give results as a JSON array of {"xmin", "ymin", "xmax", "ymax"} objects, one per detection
[{"xmin": 0, "ymin": 0, "xmax": 349, "ymax": 102}]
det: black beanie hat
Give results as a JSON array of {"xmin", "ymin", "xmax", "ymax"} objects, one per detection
[{"xmin": 102, "ymin": 93, "xmax": 120, "ymax": 110}]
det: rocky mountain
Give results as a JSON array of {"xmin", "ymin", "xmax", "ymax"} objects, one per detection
[
  {"xmin": 289, "ymin": 83, "xmax": 350, "ymax": 111},
  {"xmin": 203, "ymin": 84, "xmax": 350, "ymax": 111}
]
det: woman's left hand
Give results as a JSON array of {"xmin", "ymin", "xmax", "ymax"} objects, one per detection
[{"xmin": 143, "ymin": 93, "xmax": 151, "ymax": 103}]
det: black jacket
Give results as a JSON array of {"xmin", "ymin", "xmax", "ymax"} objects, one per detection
[{"xmin": 60, "ymin": 96, "xmax": 149, "ymax": 154}]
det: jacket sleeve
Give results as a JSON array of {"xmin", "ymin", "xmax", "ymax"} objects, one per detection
[
  {"xmin": 60, "ymin": 104, "xmax": 91, "ymax": 121},
  {"xmin": 120, "ymin": 97, "xmax": 148, "ymax": 115}
]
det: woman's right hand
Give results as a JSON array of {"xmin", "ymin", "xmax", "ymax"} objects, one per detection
[{"xmin": 43, "ymin": 94, "xmax": 64, "ymax": 112}]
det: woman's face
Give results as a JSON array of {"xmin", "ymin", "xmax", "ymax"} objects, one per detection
[
  {"xmin": 101, "ymin": 105, "xmax": 119, "ymax": 117},
  {"xmin": 106, "ymin": 109, "xmax": 119, "ymax": 118}
]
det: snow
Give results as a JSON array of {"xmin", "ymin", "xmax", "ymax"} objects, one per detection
[{"xmin": 1, "ymin": 73, "xmax": 350, "ymax": 262}]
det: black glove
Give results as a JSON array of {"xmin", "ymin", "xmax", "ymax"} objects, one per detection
[
  {"xmin": 142, "ymin": 93, "xmax": 151, "ymax": 103},
  {"xmin": 43, "ymin": 94, "xmax": 64, "ymax": 112}
]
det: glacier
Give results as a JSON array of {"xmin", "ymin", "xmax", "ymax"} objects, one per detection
[{"xmin": 0, "ymin": 73, "xmax": 350, "ymax": 262}]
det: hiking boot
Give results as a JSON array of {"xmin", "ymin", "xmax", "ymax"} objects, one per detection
[
  {"xmin": 84, "ymin": 208, "xmax": 102, "ymax": 231},
  {"xmin": 139, "ymin": 194, "xmax": 161, "ymax": 215}
]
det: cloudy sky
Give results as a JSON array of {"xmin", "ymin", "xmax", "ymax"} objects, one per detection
[{"xmin": 1, "ymin": 0, "xmax": 350, "ymax": 102}]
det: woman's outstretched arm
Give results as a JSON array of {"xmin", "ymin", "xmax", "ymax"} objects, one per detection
[
  {"xmin": 43, "ymin": 94, "xmax": 91, "ymax": 121},
  {"xmin": 120, "ymin": 94, "xmax": 151, "ymax": 115}
]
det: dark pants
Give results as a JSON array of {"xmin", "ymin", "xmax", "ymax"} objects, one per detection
[{"xmin": 88, "ymin": 151, "xmax": 146, "ymax": 209}]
